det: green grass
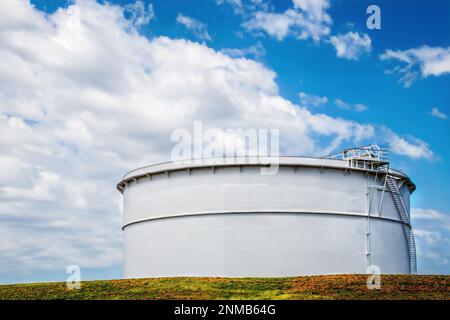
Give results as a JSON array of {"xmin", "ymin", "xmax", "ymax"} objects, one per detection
[{"xmin": 0, "ymin": 275, "xmax": 449, "ymax": 300}]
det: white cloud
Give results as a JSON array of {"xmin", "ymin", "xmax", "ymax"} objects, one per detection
[
  {"xmin": 216, "ymin": 0, "xmax": 242, "ymax": 7},
  {"xmin": 414, "ymin": 229, "xmax": 442, "ymax": 244},
  {"xmin": 413, "ymin": 208, "xmax": 450, "ymax": 229},
  {"xmin": 384, "ymin": 129, "xmax": 433, "ymax": 159},
  {"xmin": 123, "ymin": 0, "xmax": 154, "ymax": 27},
  {"xmin": 300, "ymin": 93, "xmax": 368, "ymax": 112},
  {"xmin": 431, "ymin": 107, "xmax": 448, "ymax": 120},
  {"xmin": 299, "ymin": 92, "xmax": 328, "ymax": 107},
  {"xmin": 425, "ymin": 251, "xmax": 449, "ymax": 265},
  {"xmin": 176, "ymin": 13, "xmax": 211, "ymax": 41},
  {"xmin": 380, "ymin": 46, "xmax": 450, "ymax": 87},
  {"xmin": 216, "ymin": 0, "xmax": 244, "ymax": 14},
  {"xmin": 0, "ymin": 0, "xmax": 434, "ymax": 280},
  {"xmin": 249, "ymin": 0, "xmax": 272, "ymax": 12},
  {"xmin": 330, "ymin": 31, "xmax": 371, "ymax": 60},
  {"xmin": 334, "ymin": 98, "xmax": 368, "ymax": 112},
  {"xmin": 243, "ymin": 10, "xmax": 293, "ymax": 40},
  {"xmin": 216, "ymin": 0, "xmax": 273, "ymax": 15},
  {"xmin": 243, "ymin": 0, "xmax": 331, "ymax": 42},
  {"xmin": 220, "ymin": 42, "xmax": 266, "ymax": 58},
  {"xmin": 412, "ymin": 208, "xmax": 450, "ymax": 271},
  {"xmin": 292, "ymin": 0, "xmax": 330, "ymax": 22}
]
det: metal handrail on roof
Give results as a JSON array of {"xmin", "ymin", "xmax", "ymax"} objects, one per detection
[{"xmin": 326, "ymin": 144, "xmax": 390, "ymax": 163}]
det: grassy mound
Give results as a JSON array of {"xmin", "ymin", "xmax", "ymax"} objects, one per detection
[{"xmin": 0, "ymin": 275, "xmax": 448, "ymax": 300}]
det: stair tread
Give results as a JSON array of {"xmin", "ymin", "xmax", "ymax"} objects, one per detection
[{"xmin": 387, "ymin": 175, "xmax": 417, "ymax": 274}]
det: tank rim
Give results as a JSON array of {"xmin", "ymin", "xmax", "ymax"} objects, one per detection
[{"xmin": 117, "ymin": 156, "xmax": 416, "ymax": 194}]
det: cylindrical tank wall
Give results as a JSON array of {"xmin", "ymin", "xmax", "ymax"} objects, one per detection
[{"xmin": 120, "ymin": 161, "xmax": 414, "ymax": 278}]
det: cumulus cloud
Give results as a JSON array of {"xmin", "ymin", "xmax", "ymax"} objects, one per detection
[
  {"xmin": 299, "ymin": 92, "xmax": 328, "ymax": 107},
  {"xmin": 412, "ymin": 208, "xmax": 450, "ymax": 272},
  {"xmin": 380, "ymin": 46, "xmax": 450, "ymax": 87},
  {"xmin": 384, "ymin": 129, "xmax": 433, "ymax": 159},
  {"xmin": 414, "ymin": 229, "xmax": 443, "ymax": 245},
  {"xmin": 216, "ymin": 0, "xmax": 273, "ymax": 16},
  {"xmin": 176, "ymin": 13, "xmax": 211, "ymax": 41},
  {"xmin": 242, "ymin": 0, "xmax": 331, "ymax": 41},
  {"xmin": 0, "ymin": 0, "xmax": 434, "ymax": 281},
  {"xmin": 413, "ymin": 208, "xmax": 449, "ymax": 222},
  {"xmin": 220, "ymin": 42, "xmax": 266, "ymax": 58},
  {"xmin": 292, "ymin": 0, "xmax": 330, "ymax": 22},
  {"xmin": 334, "ymin": 99, "xmax": 368, "ymax": 112},
  {"xmin": 248, "ymin": 0, "xmax": 272, "ymax": 12},
  {"xmin": 330, "ymin": 31, "xmax": 371, "ymax": 60},
  {"xmin": 431, "ymin": 107, "xmax": 448, "ymax": 120},
  {"xmin": 123, "ymin": 0, "xmax": 154, "ymax": 27},
  {"xmin": 299, "ymin": 92, "xmax": 368, "ymax": 112},
  {"xmin": 216, "ymin": 0, "xmax": 244, "ymax": 14},
  {"xmin": 425, "ymin": 251, "xmax": 449, "ymax": 265}
]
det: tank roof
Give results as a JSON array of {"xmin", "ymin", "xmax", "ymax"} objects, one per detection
[{"xmin": 118, "ymin": 156, "xmax": 415, "ymax": 194}]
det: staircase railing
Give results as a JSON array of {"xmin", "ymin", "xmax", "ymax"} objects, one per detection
[{"xmin": 386, "ymin": 175, "xmax": 417, "ymax": 274}]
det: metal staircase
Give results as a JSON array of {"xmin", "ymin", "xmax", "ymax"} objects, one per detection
[
  {"xmin": 327, "ymin": 145, "xmax": 417, "ymax": 274},
  {"xmin": 386, "ymin": 175, "xmax": 417, "ymax": 274}
]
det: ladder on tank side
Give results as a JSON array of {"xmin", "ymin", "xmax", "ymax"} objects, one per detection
[{"xmin": 386, "ymin": 175, "xmax": 417, "ymax": 274}]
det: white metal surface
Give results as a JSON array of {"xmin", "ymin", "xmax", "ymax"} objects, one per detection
[{"xmin": 118, "ymin": 156, "xmax": 416, "ymax": 278}]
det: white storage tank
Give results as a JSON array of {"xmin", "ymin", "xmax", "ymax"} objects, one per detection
[{"xmin": 117, "ymin": 146, "xmax": 416, "ymax": 278}]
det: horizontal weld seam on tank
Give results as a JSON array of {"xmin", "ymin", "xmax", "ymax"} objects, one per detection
[{"xmin": 121, "ymin": 211, "xmax": 411, "ymax": 230}]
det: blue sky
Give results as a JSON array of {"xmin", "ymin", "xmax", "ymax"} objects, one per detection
[{"xmin": 0, "ymin": 0, "xmax": 448, "ymax": 283}]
